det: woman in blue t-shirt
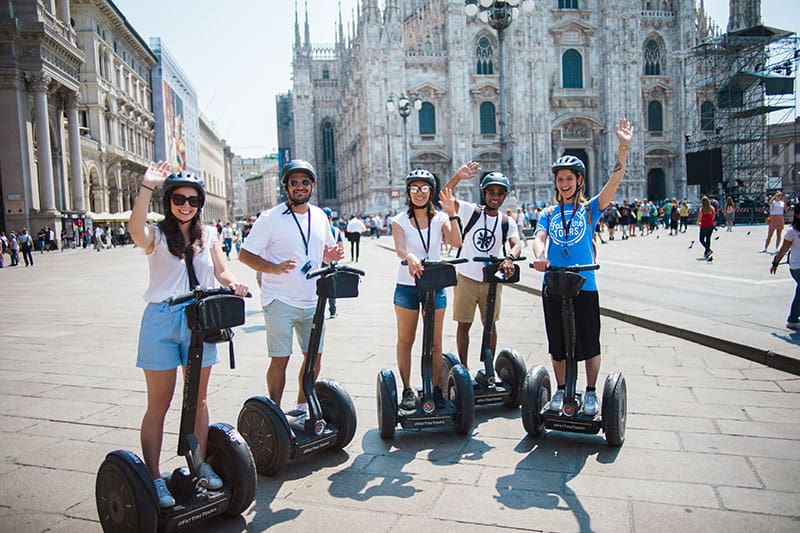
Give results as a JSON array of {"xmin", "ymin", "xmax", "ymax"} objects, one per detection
[{"xmin": 531, "ymin": 117, "xmax": 633, "ymax": 416}]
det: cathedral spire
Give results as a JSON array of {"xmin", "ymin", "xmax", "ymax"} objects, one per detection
[
  {"xmin": 728, "ymin": 0, "xmax": 761, "ymax": 33},
  {"xmin": 304, "ymin": 0, "xmax": 311, "ymax": 50},
  {"xmin": 384, "ymin": 0, "xmax": 399, "ymax": 23},
  {"xmin": 338, "ymin": 0, "xmax": 345, "ymax": 46},
  {"xmin": 294, "ymin": 1, "xmax": 301, "ymax": 50}
]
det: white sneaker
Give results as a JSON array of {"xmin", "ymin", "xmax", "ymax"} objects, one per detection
[
  {"xmin": 200, "ymin": 462, "xmax": 223, "ymax": 490},
  {"xmin": 550, "ymin": 389, "xmax": 564, "ymax": 412},
  {"xmin": 153, "ymin": 477, "xmax": 175, "ymax": 508},
  {"xmin": 583, "ymin": 390, "xmax": 599, "ymax": 416}
]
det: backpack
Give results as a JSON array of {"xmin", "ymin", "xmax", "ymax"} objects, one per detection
[{"xmin": 456, "ymin": 205, "xmax": 509, "ymax": 258}]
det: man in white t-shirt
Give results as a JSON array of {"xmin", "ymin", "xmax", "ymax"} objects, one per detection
[
  {"xmin": 443, "ymin": 163, "xmax": 522, "ymax": 371},
  {"xmin": 240, "ymin": 160, "xmax": 344, "ymax": 413}
]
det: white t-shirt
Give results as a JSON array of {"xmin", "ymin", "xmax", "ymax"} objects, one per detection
[
  {"xmin": 784, "ymin": 227, "xmax": 800, "ymax": 270},
  {"xmin": 142, "ymin": 225, "xmax": 219, "ymax": 303},
  {"xmin": 455, "ymin": 201, "xmax": 519, "ymax": 282},
  {"xmin": 770, "ymin": 200, "xmax": 785, "ymax": 216},
  {"xmin": 392, "ymin": 210, "xmax": 448, "ymax": 286},
  {"xmin": 243, "ymin": 203, "xmax": 335, "ymax": 308}
]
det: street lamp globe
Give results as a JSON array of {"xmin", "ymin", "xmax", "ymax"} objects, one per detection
[
  {"xmin": 464, "ymin": 2, "xmax": 478, "ymax": 17},
  {"xmin": 479, "ymin": 0, "xmax": 493, "ymax": 7}
]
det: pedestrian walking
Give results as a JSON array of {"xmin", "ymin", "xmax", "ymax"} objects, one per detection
[
  {"xmin": 129, "ymin": 161, "xmax": 249, "ymax": 508},
  {"xmin": 346, "ymin": 214, "xmax": 367, "ymax": 262},
  {"xmin": 697, "ymin": 195, "xmax": 716, "ymax": 261},
  {"xmin": 239, "ymin": 159, "xmax": 344, "ymax": 414},
  {"xmin": 769, "ymin": 207, "xmax": 800, "ymax": 331},
  {"xmin": 724, "ymin": 197, "xmax": 736, "ymax": 232},
  {"xmin": 762, "ymin": 191, "xmax": 786, "ymax": 253},
  {"xmin": 18, "ymin": 228, "xmax": 34, "ymax": 266}
]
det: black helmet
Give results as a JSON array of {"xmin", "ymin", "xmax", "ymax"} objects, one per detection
[
  {"xmin": 480, "ymin": 172, "xmax": 511, "ymax": 192},
  {"xmin": 281, "ymin": 159, "xmax": 317, "ymax": 184},
  {"xmin": 551, "ymin": 155, "xmax": 586, "ymax": 177},
  {"xmin": 405, "ymin": 169, "xmax": 436, "ymax": 190},
  {"xmin": 162, "ymin": 171, "xmax": 206, "ymax": 209}
]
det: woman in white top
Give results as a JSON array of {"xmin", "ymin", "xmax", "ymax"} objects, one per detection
[
  {"xmin": 129, "ymin": 162, "xmax": 249, "ymax": 508},
  {"xmin": 391, "ymin": 169, "xmax": 461, "ymax": 410},
  {"xmin": 770, "ymin": 207, "xmax": 800, "ymax": 330},
  {"xmin": 763, "ymin": 191, "xmax": 786, "ymax": 252}
]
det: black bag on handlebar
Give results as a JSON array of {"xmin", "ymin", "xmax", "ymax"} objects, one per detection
[
  {"xmin": 415, "ymin": 263, "xmax": 458, "ymax": 291},
  {"xmin": 319, "ymin": 270, "xmax": 360, "ymax": 299},
  {"xmin": 482, "ymin": 262, "xmax": 520, "ymax": 284},
  {"xmin": 184, "ymin": 294, "xmax": 245, "ymax": 344},
  {"xmin": 543, "ymin": 271, "xmax": 586, "ymax": 299}
]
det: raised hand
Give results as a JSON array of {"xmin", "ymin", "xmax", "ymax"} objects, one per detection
[
  {"xmin": 455, "ymin": 161, "xmax": 481, "ymax": 181},
  {"xmin": 439, "ymin": 186, "xmax": 457, "ymax": 216},
  {"xmin": 143, "ymin": 161, "xmax": 171, "ymax": 189},
  {"xmin": 616, "ymin": 117, "xmax": 633, "ymax": 146}
]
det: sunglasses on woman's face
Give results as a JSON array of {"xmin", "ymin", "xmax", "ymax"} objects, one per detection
[
  {"xmin": 171, "ymin": 194, "xmax": 201, "ymax": 208},
  {"xmin": 408, "ymin": 184, "xmax": 432, "ymax": 194}
]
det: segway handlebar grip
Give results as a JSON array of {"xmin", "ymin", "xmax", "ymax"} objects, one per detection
[
  {"xmin": 473, "ymin": 255, "xmax": 527, "ymax": 263},
  {"xmin": 167, "ymin": 286, "xmax": 248, "ymax": 306},
  {"xmin": 401, "ymin": 257, "xmax": 468, "ymax": 266}
]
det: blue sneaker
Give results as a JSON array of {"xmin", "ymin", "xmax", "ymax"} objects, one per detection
[
  {"xmin": 153, "ymin": 477, "xmax": 175, "ymax": 508},
  {"xmin": 583, "ymin": 390, "xmax": 599, "ymax": 416},
  {"xmin": 550, "ymin": 389, "xmax": 564, "ymax": 412},
  {"xmin": 201, "ymin": 463, "xmax": 223, "ymax": 490}
]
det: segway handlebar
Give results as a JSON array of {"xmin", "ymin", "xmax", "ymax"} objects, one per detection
[
  {"xmin": 168, "ymin": 287, "xmax": 252, "ymax": 306},
  {"xmin": 400, "ymin": 257, "xmax": 468, "ymax": 266},
  {"xmin": 543, "ymin": 264, "xmax": 600, "ymax": 272},
  {"xmin": 473, "ymin": 255, "xmax": 527, "ymax": 263},
  {"xmin": 306, "ymin": 262, "xmax": 366, "ymax": 280}
]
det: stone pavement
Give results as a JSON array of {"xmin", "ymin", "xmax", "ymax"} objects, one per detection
[{"xmin": 0, "ymin": 226, "xmax": 798, "ymax": 532}]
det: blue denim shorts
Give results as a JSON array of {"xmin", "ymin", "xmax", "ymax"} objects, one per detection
[
  {"xmin": 137, "ymin": 301, "xmax": 219, "ymax": 370},
  {"xmin": 263, "ymin": 299, "xmax": 323, "ymax": 357},
  {"xmin": 393, "ymin": 284, "xmax": 446, "ymax": 310}
]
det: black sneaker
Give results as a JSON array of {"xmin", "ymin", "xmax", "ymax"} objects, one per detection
[
  {"xmin": 400, "ymin": 388, "xmax": 416, "ymax": 410},
  {"xmin": 433, "ymin": 386, "xmax": 446, "ymax": 408}
]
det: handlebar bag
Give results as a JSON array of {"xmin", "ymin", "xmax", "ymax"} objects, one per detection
[
  {"xmin": 415, "ymin": 263, "xmax": 458, "ymax": 291},
  {"xmin": 187, "ymin": 294, "xmax": 245, "ymax": 344},
  {"xmin": 543, "ymin": 271, "xmax": 585, "ymax": 299},
  {"xmin": 319, "ymin": 270, "xmax": 361, "ymax": 299},
  {"xmin": 482, "ymin": 262, "xmax": 521, "ymax": 284}
]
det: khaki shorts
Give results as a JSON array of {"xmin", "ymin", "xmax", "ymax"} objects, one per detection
[{"xmin": 452, "ymin": 273, "xmax": 502, "ymax": 324}]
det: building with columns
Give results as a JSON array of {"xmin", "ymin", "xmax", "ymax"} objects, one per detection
[
  {"xmin": 198, "ymin": 114, "xmax": 228, "ymax": 223},
  {"xmin": 0, "ymin": 0, "xmax": 86, "ymax": 235},
  {"xmin": 71, "ymin": 0, "xmax": 157, "ymax": 219},
  {"xmin": 285, "ymin": 0, "xmax": 769, "ymax": 216}
]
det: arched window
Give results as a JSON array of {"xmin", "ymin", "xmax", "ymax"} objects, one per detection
[
  {"xmin": 648, "ymin": 101, "xmax": 663, "ymax": 131},
  {"xmin": 700, "ymin": 100, "xmax": 714, "ymax": 131},
  {"xmin": 644, "ymin": 39, "xmax": 662, "ymax": 75},
  {"xmin": 419, "ymin": 102, "xmax": 436, "ymax": 135},
  {"xmin": 558, "ymin": 0, "xmax": 579, "ymax": 8},
  {"xmin": 322, "ymin": 66, "xmax": 330, "ymax": 80},
  {"xmin": 480, "ymin": 102, "xmax": 496, "ymax": 134},
  {"xmin": 562, "ymin": 49, "xmax": 583, "ymax": 89},
  {"xmin": 321, "ymin": 121, "xmax": 337, "ymax": 200},
  {"xmin": 476, "ymin": 36, "xmax": 494, "ymax": 75}
]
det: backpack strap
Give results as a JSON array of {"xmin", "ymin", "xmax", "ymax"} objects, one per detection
[
  {"xmin": 455, "ymin": 205, "xmax": 483, "ymax": 258},
  {"xmin": 501, "ymin": 213, "xmax": 509, "ymax": 256}
]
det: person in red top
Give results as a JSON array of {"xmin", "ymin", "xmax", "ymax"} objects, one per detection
[{"xmin": 697, "ymin": 195, "xmax": 716, "ymax": 261}]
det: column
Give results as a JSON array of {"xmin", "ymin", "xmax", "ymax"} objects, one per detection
[
  {"xmin": 57, "ymin": 0, "xmax": 71, "ymax": 25},
  {"xmin": 66, "ymin": 91, "xmax": 85, "ymax": 211},
  {"xmin": 30, "ymin": 73, "xmax": 57, "ymax": 212}
]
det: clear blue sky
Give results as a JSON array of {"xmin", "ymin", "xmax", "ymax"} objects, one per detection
[{"xmin": 112, "ymin": 1, "xmax": 798, "ymax": 159}]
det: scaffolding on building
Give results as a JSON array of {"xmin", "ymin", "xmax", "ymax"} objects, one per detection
[{"xmin": 685, "ymin": 24, "xmax": 798, "ymax": 201}]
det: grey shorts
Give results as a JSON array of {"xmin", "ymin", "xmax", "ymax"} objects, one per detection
[{"xmin": 263, "ymin": 299, "xmax": 324, "ymax": 356}]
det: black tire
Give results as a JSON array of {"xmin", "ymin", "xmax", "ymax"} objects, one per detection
[
  {"xmin": 96, "ymin": 453, "xmax": 158, "ymax": 533},
  {"xmin": 495, "ymin": 348, "xmax": 528, "ymax": 408},
  {"xmin": 521, "ymin": 365, "xmax": 551, "ymax": 437},
  {"xmin": 449, "ymin": 364, "xmax": 475, "ymax": 435},
  {"xmin": 602, "ymin": 372, "xmax": 627, "ymax": 446},
  {"xmin": 237, "ymin": 398, "xmax": 291, "ymax": 476},
  {"xmin": 315, "ymin": 379, "xmax": 358, "ymax": 449},
  {"xmin": 206, "ymin": 423, "xmax": 257, "ymax": 516},
  {"xmin": 377, "ymin": 369, "xmax": 397, "ymax": 439},
  {"xmin": 440, "ymin": 352, "xmax": 460, "ymax": 391}
]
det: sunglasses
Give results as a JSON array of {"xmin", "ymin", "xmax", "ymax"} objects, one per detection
[
  {"xmin": 484, "ymin": 189, "xmax": 507, "ymax": 197},
  {"xmin": 289, "ymin": 178, "xmax": 312, "ymax": 187},
  {"xmin": 171, "ymin": 194, "xmax": 202, "ymax": 208},
  {"xmin": 408, "ymin": 185, "xmax": 432, "ymax": 194}
]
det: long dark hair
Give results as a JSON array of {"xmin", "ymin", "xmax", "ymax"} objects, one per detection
[{"xmin": 158, "ymin": 190, "xmax": 204, "ymax": 258}]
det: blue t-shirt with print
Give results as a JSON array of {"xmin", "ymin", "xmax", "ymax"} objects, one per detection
[{"xmin": 535, "ymin": 196, "xmax": 601, "ymax": 291}]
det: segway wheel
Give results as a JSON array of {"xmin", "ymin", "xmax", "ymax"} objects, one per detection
[
  {"xmin": 206, "ymin": 423, "xmax": 257, "ymax": 516},
  {"xmin": 448, "ymin": 364, "xmax": 475, "ymax": 435},
  {"xmin": 237, "ymin": 398, "xmax": 291, "ymax": 475},
  {"xmin": 440, "ymin": 352, "xmax": 460, "ymax": 391},
  {"xmin": 602, "ymin": 372, "xmax": 627, "ymax": 446},
  {"xmin": 315, "ymin": 379, "xmax": 358, "ymax": 449},
  {"xmin": 521, "ymin": 365, "xmax": 551, "ymax": 437},
  {"xmin": 96, "ymin": 453, "xmax": 158, "ymax": 533},
  {"xmin": 377, "ymin": 369, "xmax": 397, "ymax": 439},
  {"xmin": 495, "ymin": 348, "xmax": 528, "ymax": 408}
]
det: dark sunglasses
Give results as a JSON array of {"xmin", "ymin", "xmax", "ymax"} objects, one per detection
[
  {"xmin": 289, "ymin": 178, "xmax": 312, "ymax": 187},
  {"xmin": 171, "ymin": 194, "xmax": 202, "ymax": 208}
]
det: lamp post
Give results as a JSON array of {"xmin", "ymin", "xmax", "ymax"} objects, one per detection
[
  {"xmin": 386, "ymin": 93, "xmax": 422, "ymax": 176},
  {"xmin": 465, "ymin": 0, "xmax": 534, "ymax": 181}
]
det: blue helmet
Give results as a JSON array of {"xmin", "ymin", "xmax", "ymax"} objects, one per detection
[
  {"xmin": 322, "ymin": 207, "xmax": 333, "ymax": 218},
  {"xmin": 480, "ymin": 172, "xmax": 511, "ymax": 192}
]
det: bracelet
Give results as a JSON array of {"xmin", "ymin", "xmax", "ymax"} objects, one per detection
[
  {"xmin": 449, "ymin": 215, "xmax": 460, "ymax": 221},
  {"xmin": 140, "ymin": 184, "xmax": 155, "ymax": 192},
  {"xmin": 619, "ymin": 145, "xmax": 630, "ymax": 151}
]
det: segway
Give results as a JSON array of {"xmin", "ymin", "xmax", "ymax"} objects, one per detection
[
  {"xmin": 377, "ymin": 258, "xmax": 475, "ymax": 438},
  {"xmin": 238, "ymin": 263, "xmax": 364, "ymax": 475},
  {"xmin": 440, "ymin": 255, "xmax": 527, "ymax": 407},
  {"xmin": 96, "ymin": 287, "xmax": 256, "ymax": 532},
  {"xmin": 521, "ymin": 264, "xmax": 626, "ymax": 446}
]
